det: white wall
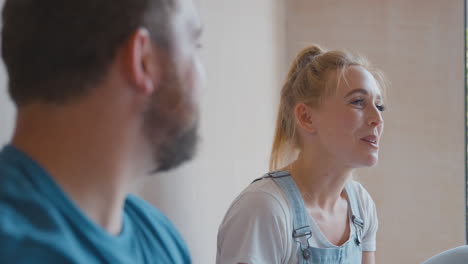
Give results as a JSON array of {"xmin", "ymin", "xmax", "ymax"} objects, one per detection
[
  {"xmin": 0, "ymin": 0, "xmax": 14, "ymax": 145},
  {"xmin": 0, "ymin": 63, "xmax": 13, "ymax": 145},
  {"xmin": 139, "ymin": 0, "xmax": 285, "ymax": 263}
]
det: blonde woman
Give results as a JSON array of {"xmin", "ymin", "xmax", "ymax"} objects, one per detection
[{"xmin": 217, "ymin": 45, "xmax": 385, "ymax": 264}]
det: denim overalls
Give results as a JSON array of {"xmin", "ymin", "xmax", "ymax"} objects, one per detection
[{"xmin": 254, "ymin": 171, "xmax": 364, "ymax": 264}]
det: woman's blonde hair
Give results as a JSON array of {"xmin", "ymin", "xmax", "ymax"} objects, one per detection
[{"xmin": 269, "ymin": 44, "xmax": 386, "ymax": 171}]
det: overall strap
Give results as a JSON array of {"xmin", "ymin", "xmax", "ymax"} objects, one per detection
[
  {"xmin": 254, "ymin": 171, "xmax": 313, "ymax": 262},
  {"xmin": 344, "ymin": 182, "xmax": 365, "ymax": 246}
]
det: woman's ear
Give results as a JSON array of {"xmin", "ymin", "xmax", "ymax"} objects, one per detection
[
  {"xmin": 294, "ymin": 103, "xmax": 317, "ymax": 134},
  {"xmin": 122, "ymin": 27, "xmax": 161, "ymax": 95}
]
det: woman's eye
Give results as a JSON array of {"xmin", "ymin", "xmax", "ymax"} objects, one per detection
[
  {"xmin": 351, "ymin": 99, "xmax": 365, "ymax": 106},
  {"xmin": 376, "ymin": 104, "xmax": 386, "ymax": 112}
]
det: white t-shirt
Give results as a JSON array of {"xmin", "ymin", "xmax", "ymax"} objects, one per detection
[{"xmin": 216, "ymin": 178, "xmax": 378, "ymax": 264}]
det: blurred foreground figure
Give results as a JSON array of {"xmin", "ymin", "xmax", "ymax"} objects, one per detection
[{"xmin": 0, "ymin": 0, "xmax": 204, "ymax": 263}]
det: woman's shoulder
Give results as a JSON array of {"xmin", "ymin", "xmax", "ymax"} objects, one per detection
[
  {"xmin": 246, "ymin": 176, "xmax": 287, "ymax": 198},
  {"xmin": 346, "ymin": 180, "xmax": 378, "ymax": 227},
  {"xmin": 225, "ymin": 177, "xmax": 290, "ymax": 218},
  {"xmin": 347, "ymin": 180, "xmax": 379, "ymax": 249},
  {"xmin": 347, "ymin": 180, "xmax": 376, "ymax": 206},
  {"xmin": 217, "ymin": 177, "xmax": 294, "ymax": 263}
]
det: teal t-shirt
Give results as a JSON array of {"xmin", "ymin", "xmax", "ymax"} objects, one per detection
[{"xmin": 0, "ymin": 145, "xmax": 191, "ymax": 263}]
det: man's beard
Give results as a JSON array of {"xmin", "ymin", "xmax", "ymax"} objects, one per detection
[
  {"xmin": 143, "ymin": 65, "xmax": 199, "ymax": 174},
  {"xmin": 153, "ymin": 123, "xmax": 198, "ymax": 173}
]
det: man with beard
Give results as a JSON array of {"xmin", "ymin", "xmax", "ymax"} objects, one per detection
[{"xmin": 0, "ymin": 0, "xmax": 204, "ymax": 263}]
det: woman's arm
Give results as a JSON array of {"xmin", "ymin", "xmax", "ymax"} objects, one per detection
[
  {"xmin": 216, "ymin": 191, "xmax": 289, "ymax": 264},
  {"xmin": 362, "ymin": 251, "xmax": 375, "ymax": 264}
]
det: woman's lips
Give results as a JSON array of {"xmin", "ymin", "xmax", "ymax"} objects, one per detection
[{"xmin": 361, "ymin": 135, "xmax": 379, "ymax": 149}]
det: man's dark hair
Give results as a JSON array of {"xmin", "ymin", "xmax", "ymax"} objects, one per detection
[{"xmin": 1, "ymin": 0, "xmax": 175, "ymax": 106}]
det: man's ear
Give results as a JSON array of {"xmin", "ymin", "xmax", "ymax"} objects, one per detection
[
  {"xmin": 294, "ymin": 103, "xmax": 317, "ymax": 134},
  {"xmin": 122, "ymin": 28, "xmax": 161, "ymax": 95}
]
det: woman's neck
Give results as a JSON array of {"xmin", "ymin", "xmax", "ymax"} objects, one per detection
[{"xmin": 286, "ymin": 152, "xmax": 353, "ymax": 211}]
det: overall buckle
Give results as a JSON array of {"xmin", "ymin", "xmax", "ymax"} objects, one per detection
[
  {"xmin": 293, "ymin": 226, "xmax": 313, "ymax": 260},
  {"xmin": 351, "ymin": 215, "xmax": 364, "ymax": 246}
]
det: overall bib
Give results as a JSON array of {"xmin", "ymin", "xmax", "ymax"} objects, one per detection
[{"xmin": 254, "ymin": 171, "xmax": 364, "ymax": 264}]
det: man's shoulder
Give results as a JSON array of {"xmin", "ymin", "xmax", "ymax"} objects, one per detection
[
  {"xmin": 0, "ymin": 145, "xmax": 39, "ymax": 200},
  {"xmin": 125, "ymin": 194, "xmax": 173, "ymax": 225},
  {"xmin": 125, "ymin": 194, "xmax": 184, "ymax": 239},
  {"xmin": 0, "ymin": 150, "xmax": 75, "ymax": 262},
  {"xmin": 0, "ymin": 153, "xmax": 49, "ymax": 230},
  {"xmin": 0, "ymin": 184, "xmax": 75, "ymax": 263},
  {"xmin": 125, "ymin": 194, "xmax": 191, "ymax": 262},
  {"xmin": 0, "ymin": 171, "xmax": 61, "ymax": 241}
]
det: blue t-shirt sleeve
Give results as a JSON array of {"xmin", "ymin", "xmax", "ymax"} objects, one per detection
[
  {"xmin": 0, "ymin": 201, "xmax": 74, "ymax": 263},
  {"xmin": 0, "ymin": 235, "xmax": 73, "ymax": 263},
  {"xmin": 126, "ymin": 195, "xmax": 191, "ymax": 264}
]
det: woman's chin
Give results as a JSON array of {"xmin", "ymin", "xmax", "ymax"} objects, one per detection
[{"xmin": 354, "ymin": 154, "xmax": 379, "ymax": 168}]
